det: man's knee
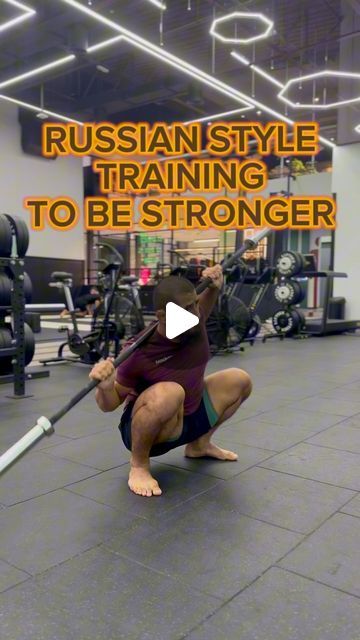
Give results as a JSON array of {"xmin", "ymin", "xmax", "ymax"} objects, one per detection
[
  {"xmin": 228, "ymin": 368, "xmax": 253, "ymax": 401},
  {"xmin": 133, "ymin": 382, "xmax": 185, "ymax": 424}
]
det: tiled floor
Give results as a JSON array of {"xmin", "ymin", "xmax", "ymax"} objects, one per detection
[{"xmin": 0, "ymin": 335, "xmax": 360, "ymax": 639}]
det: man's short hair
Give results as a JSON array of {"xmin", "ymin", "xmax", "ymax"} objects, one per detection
[{"xmin": 153, "ymin": 276, "xmax": 195, "ymax": 311}]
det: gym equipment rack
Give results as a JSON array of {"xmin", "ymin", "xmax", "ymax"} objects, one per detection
[{"xmin": 0, "ymin": 256, "xmax": 49, "ymax": 396}]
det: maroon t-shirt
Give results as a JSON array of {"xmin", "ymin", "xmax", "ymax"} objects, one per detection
[{"xmin": 116, "ymin": 311, "xmax": 210, "ymax": 415}]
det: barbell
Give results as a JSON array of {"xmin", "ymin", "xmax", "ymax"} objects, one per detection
[{"xmin": 0, "ymin": 228, "xmax": 272, "ymax": 475}]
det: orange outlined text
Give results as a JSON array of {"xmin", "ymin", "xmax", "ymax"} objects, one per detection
[
  {"xmin": 24, "ymin": 196, "xmax": 336, "ymax": 231},
  {"xmin": 92, "ymin": 159, "xmax": 268, "ymax": 193},
  {"xmin": 42, "ymin": 121, "xmax": 319, "ymax": 157},
  {"xmin": 24, "ymin": 197, "xmax": 80, "ymax": 231},
  {"xmin": 138, "ymin": 196, "xmax": 336, "ymax": 230}
]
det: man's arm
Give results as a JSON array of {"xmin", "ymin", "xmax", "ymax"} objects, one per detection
[
  {"xmin": 198, "ymin": 287, "xmax": 220, "ymax": 321},
  {"xmin": 89, "ymin": 358, "xmax": 135, "ymax": 412},
  {"xmin": 95, "ymin": 381, "xmax": 133, "ymax": 412},
  {"xmin": 198, "ymin": 264, "xmax": 223, "ymax": 320}
]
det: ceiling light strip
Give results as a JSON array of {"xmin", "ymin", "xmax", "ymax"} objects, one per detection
[
  {"xmin": 233, "ymin": 54, "xmax": 360, "ymax": 112},
  {"xmin": 184, "ymin": 106, "xmax": 253, "ymax": 124},
  {"xmin": 121, "ymin": 34, "xmax": 252, "ymax": 105},
  {"xmin": 125, "ymin": 33, "xmax": 336, "ymax": 148},
  {"xmin": 87, "ymin": 35, "xmax": 124, "ymax": 53},
  {"xmin": 60, "ymin": 0, "xmax": 335, "ymax": 148},
  {"xmin": 0, "ymin": 93, "xmax": 84, "ymax": 125},
  {"xmin": 61, "ymin": 0, "xmax": 251, "ymax": 108},
  {"xmin": 278, "ymin": 70, "xmax": 360, "ymax": 109},
  {"xmin": 4, "ymin": 0, "xmax": 34, "ymax": 9},
  {"xmin": 0, "ymin": 0, "xmax": 35, "ymax": 34},
  {"xmin": 0, "ymin": 55, "xmax": 75, "ymax": 89},
  {"xmin": 210, "ymin": 12, "xmax": 273, "ymax": 44},
  {"xmin": 231, "ymin": 51, "xmax": 336, "ymax": 148},
  {"xmin": 231, "ymin": 52, "xmax": 283, "ymax": 89},
  {"xmin": 0, "ymin": 14, "xmax": 33, "ymax": 33},
  {"xmin": 146, "ymin": 0, "xmax": 167, "ymax": 9}
]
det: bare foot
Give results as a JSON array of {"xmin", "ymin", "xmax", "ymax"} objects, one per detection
[
  {"xmin": 185, "ymin": 441, "xmax": 238, "ymax": 461},
  {"xmin": 128, "ymin": 466, "xmax": 162, "ymax": 497}
]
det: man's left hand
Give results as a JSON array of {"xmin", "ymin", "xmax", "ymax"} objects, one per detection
[{"xmin": 201, "ymin": 264, "xmax": 223, "ymax": 290}]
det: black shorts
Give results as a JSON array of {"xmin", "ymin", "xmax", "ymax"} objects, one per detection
[{"xmin": 118, "ymin": 387, "xmax": 219, "ymax": 457}]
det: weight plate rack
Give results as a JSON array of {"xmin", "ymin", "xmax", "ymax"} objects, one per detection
[
  {"xmin": 270, "ymin": 250, "xmax": 308, "ymax": 339},
  {"xmin": 0, "ymin": 214, "xmax": 48, "ymax": 397}
]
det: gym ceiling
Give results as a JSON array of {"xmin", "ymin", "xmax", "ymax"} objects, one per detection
[{"xmin": 0, "ymin": 0, "xmax": 359, "ymax": 151}]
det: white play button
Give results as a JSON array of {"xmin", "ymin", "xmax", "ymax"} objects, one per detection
[{"xmin": 166, "ymin": 302, "xmax": 199, "ymax": 340}]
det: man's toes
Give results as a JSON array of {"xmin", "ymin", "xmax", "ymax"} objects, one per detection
[
  {"xmin": 222, "ymin": 449, "xmax": 238, "ymax": 460},
  {"xmin": 152, "ymin": 485, "xmax": 162, "ymax": 496},
  {"xmin": 128, "ymin": 482, "xmax": 140, "ymax": 495}
]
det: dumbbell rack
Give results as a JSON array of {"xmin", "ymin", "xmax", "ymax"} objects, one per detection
[{"xmin": 0, "ymin": 257, "xmax": 48, "ymax": 397}]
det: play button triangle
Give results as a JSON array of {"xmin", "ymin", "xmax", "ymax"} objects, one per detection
[{"xmin": 166, "ymin": 302, "xmax": 199, "ymax": 340}]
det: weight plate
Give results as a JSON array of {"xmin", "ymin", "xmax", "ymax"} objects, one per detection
[
  {"xmin": 0, "ymin": 273, "xmax": 11, "ymax": 306},
  {"xmin": 0, "ymin": 325, "xmax": 13, "ymax": 375},
  {"xmin": 0, "ymin": 272, "xmax": 33, "ymax": 306},
  {"xmin": 274, "ymin": 280, "xmax": 294, "ymax": 304},
  {"xmin": 274, "ymin": 279, "xmax": 305, "ymax": 305},
  {"xmin": 24, "ymin": 272, "xmax": 32, "ymax": 303},
  {"xmin": 272, "ymin": 309, "xmax": 294, "ymax": 335},
  {"xmin": 24, "ymin": 322, "xmax": 35, "ymax": 366},
  {"xmin": 0, "ymin": 322, "xmax": 34, "ymax": 375},
  {"xmin": 290, "ymin": 281, "xmax": 305, "ymax": 305},
  {"xmin": 276, "ymin": 251, "xmax": 305, "ymax": 277},
  {"xmin": 272, "ymin": 308, "xmax": 304, "ymax": 336},
  {"xmin": 68, "ymin": 333, "xmax": 90, "ymax": 357},
  {"xmin": 4, "ymin": 215, "xmax": 29, "ymax": 257},
  {"xmin": 0, "ymin": 215, "xmax": 13, "ymax": 258}
]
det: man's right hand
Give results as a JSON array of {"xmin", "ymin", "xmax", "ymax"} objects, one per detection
[{"xmin": 89, "ymin": 357, "xmax": 116, "ymax": 391}]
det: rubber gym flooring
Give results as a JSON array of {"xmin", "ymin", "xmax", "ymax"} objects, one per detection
[{"xmin": 1, "ymin": 335, "xmax": 360, "ymax": 639}]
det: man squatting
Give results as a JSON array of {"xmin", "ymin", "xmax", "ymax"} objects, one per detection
[{"xmin": 90, "ymin": 266, "xmax": 252, "ymax": 497}]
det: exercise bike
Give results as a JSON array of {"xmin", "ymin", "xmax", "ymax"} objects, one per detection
[
  {"xmin": 95, "ymin": 240, "xmax": 145, "ymax": 338},
  {"xmin": 40, "ymin": 263, "xmax": 125, "ymax": 365}
]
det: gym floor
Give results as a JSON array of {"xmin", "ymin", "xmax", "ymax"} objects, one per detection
[{"xmin": 1, "ymin": 336, "xmax": 360, "ymax": 639}]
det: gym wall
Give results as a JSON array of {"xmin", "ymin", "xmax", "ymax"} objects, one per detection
[
  {"xmin": 0, "ymin": 101, "xmax": 85, "ymax": 262},
  {"xmin": 332, "ymin": 143, "xmax": 360, "ymax": 319},
  {"xmin": 259, "ymin": 171, "xmax": 332, "ymax": 198}
]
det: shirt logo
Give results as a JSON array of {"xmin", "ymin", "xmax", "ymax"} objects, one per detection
[{"xmin": 155, "ymin": 355, "xmax": 174, "ymax": 365}]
